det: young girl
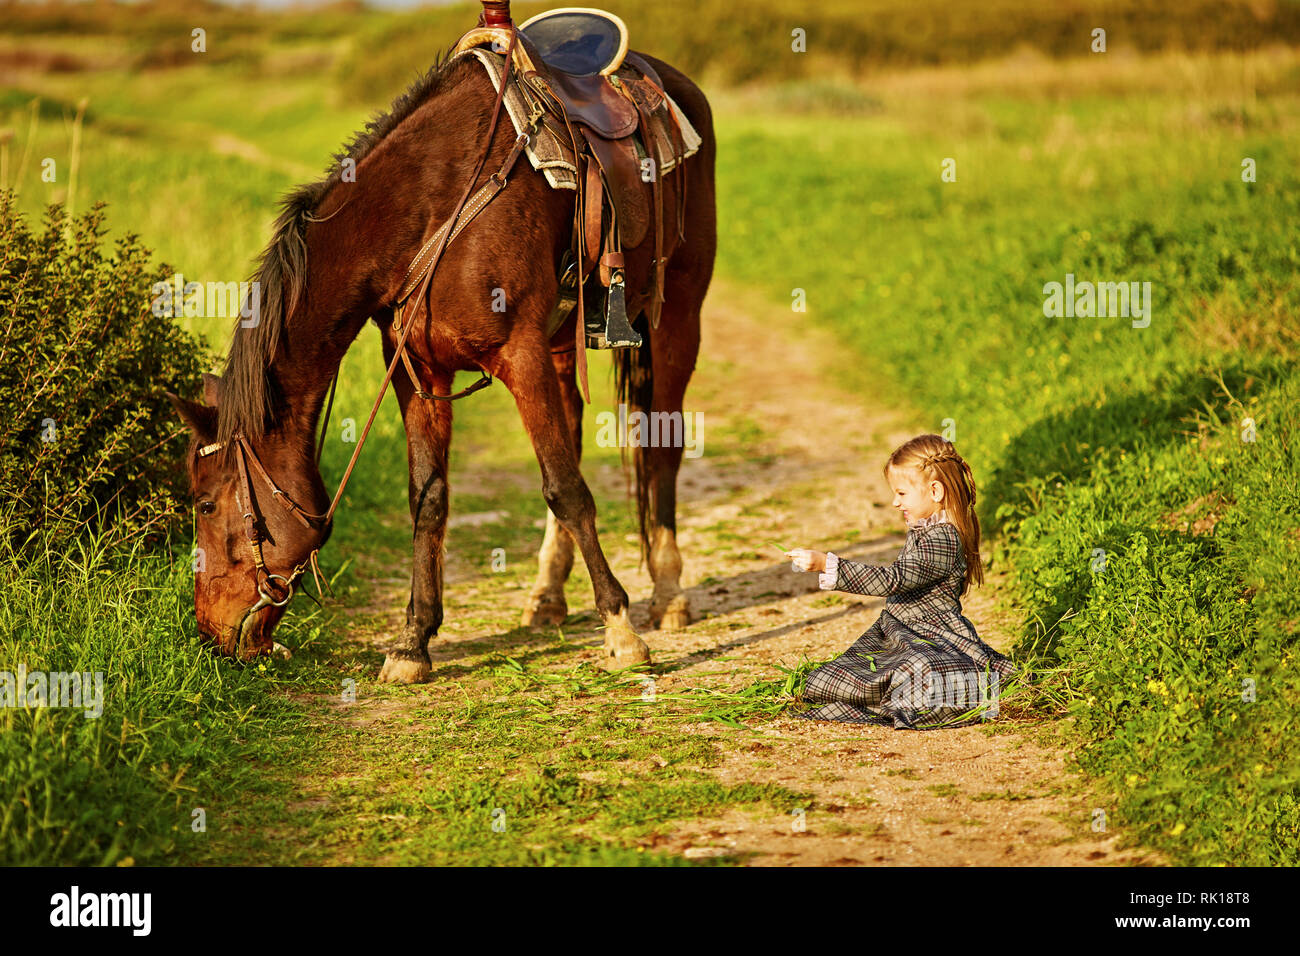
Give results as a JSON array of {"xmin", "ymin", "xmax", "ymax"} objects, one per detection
[{"xmin": 786, "ymin": 434, "xmax": 1015, "ymax": 729}]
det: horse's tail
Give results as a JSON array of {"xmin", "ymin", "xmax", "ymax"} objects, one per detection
[{"xmin": 612, "ymin": 327, "xmax": 654, "ymax": 567}]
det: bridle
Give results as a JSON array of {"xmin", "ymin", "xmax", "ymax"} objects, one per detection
[
  {"xmin": 198, "ymin": 434, "xmax": 327, "ymax": 614},
  {"xmin": 194, "ymin": 26, "xmax": 533, "ymax": 624}
]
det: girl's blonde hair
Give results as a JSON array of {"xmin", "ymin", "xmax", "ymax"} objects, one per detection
[{"xmin": 885, "ymin": 434, "xmax": 983, "ymax": 594}]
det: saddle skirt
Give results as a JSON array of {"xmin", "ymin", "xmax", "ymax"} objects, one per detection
[{"xmin": 462, "ymin": 46, "xmax": 703, "ymax": 193}]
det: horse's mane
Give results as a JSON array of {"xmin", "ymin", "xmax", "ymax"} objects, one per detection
[{"xmin": 216, "ymin": 46, "xmax": 466, "ymax": 449}]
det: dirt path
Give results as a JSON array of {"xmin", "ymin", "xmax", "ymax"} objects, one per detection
[{"xmin": 340, "ymin": 279, "xmax": 1161, "ymax": 866}]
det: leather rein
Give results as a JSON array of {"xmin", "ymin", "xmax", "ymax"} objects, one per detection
[{"xmin": 197, "ymin": 28, "xmax": 531, "ymax": 619}]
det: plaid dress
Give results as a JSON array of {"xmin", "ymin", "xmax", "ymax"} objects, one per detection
[{"xmin": 799, "ymin": 512, "xmax": 1016, "ymax": 729}]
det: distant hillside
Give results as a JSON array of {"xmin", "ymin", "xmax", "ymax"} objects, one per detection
[{"xmin": 4, "ymin": 0, "xmax": 1300, "ymax": 102}]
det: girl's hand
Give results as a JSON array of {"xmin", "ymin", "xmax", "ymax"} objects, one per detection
[{"xmin": 786, "ymin": 549, "xmax": 826, "ymax": 573}]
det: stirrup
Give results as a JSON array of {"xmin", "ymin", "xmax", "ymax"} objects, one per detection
[
  {"xmin": 585, "ymin": 272, "xmax": 642, "ymax": 349},
  {"xmin": 546, "ymin": 254, "xmax": 581, "ymax": 339}
]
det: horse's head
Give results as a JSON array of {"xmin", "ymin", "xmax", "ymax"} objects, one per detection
[{"xmin": 167, "ymin": 373, "xmax": 331, "ymax": 658}]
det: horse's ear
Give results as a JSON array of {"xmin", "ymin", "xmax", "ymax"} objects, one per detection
[
  {"xmin": 165, "ymin": 391, "xmax": 217, "ymax": 441},
  {"xmin": 201, "ymin": 372, "xmax": 223, "ymax": 407}
]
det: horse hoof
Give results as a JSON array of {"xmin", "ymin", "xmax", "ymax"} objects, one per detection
[
  {"xmin": 601, "ymin": 629, "xmax": 652, "ymax": 670},
  {"xmin": 650, "ymin": 594, "xmax": 692, "ymax": 631},
  {"xmin": 378, "ymin": 655, "xmax": 432, "ymax": 684},
  {"xmin": 272, "ymin": 642, "xmax": 293, "ymax": 660},
  {"xmin": 522, "ymin": 595, "xmax": 567, "ymax": 627}
]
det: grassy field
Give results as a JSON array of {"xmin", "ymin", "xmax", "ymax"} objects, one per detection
[
  {"xmin": 1, "ymin": 1, "xmax": 1297, "ymax": 865},
  {"xmin": 711, "ymin": 49, "xmax": 1300, "ymax": 863}
]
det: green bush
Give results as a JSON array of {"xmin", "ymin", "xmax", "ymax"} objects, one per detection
[{"xmin": 0, "ymin": 194, "xmax": 210, "ymax": 549}]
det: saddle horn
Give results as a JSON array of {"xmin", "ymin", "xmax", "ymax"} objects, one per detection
[{"xmin": 479, "ymin": 0, "xmax": 512, "ymax": 28}]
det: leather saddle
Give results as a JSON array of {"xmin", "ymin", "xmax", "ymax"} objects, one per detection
[
  {"xmin": 519, "ymin": 7, "xmax": 627, "ymax": 76},
  {"xmin": 454, "ymin": 6, "xmax": 691, "ymax": 350}
]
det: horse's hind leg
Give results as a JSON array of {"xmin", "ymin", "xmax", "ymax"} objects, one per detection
[
  {"xmin": 522, "ymin": 346, "xmax": 581, "ymax": 627},
  {"xmin": 523, "ymin": 511, "xmax": 574, "ymax": 626},
  {"xmin": 642, "ymin": 290, "xmax": 702, "ymax": 631},
  {"xmin": 378, "ymin": 339, "xmax": 452, "ymax": 684}
]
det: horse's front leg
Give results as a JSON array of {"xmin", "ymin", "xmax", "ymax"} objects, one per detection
[
  {"xmin": 495, "ymin": 335, "xmax": 649, "ymax": 667},
  {"xmin": 377, "ymin": 338, "xmax": 453, "ymax": 685}
]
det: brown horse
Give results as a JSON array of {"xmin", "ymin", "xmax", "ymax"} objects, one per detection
[{"xmin": 165, "ymin": 46, "xmax": 716, "ymax": 682}]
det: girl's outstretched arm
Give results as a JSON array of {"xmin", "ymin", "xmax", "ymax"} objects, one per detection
[{"xmin": 823, "ymin": 524, "xmax": 962, "ymax": 596}]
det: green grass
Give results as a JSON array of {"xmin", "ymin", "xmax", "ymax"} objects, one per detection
[
  {"xmin": 0, "ymin": 511, "xmax": 340, "ymax": 865},
  {"xmin": 1, "ymin": 445, "xmax": 814, "ymax": 865},
  {"xmin": 180, "ymin": 654, "xmax": 812, "ymax": 865}
]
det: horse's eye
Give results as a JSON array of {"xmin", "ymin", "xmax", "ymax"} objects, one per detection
[{"xmin": 199, "ymin": 500, "xmax": 216, "ymax": 516}]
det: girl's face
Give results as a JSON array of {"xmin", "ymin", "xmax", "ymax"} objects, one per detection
[{"xmin": 886, "ymin": 465, "xmax": 944, "ymax": 525}]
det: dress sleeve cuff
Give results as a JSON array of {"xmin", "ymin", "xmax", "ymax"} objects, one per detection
[{"xmin": 818, "ymin": 552, "xmax": 839, "ymax": 590}]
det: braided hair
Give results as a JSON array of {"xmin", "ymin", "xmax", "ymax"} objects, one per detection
[{"xmin": 884, "ymin": 434, "xmax": 983, "ymax": 593}]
